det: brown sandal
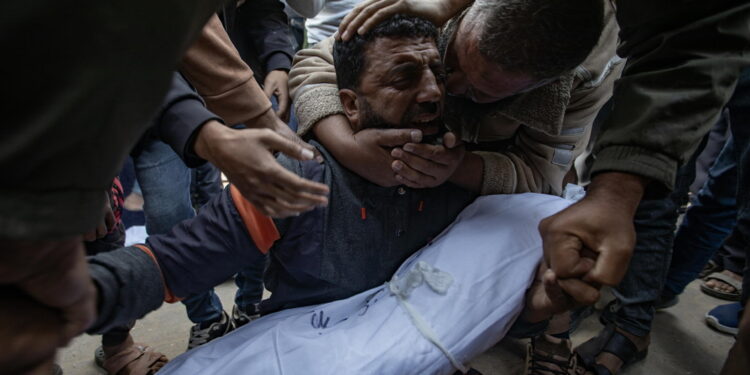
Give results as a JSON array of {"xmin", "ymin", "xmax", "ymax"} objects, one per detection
[{"xmin": 95, "ymin": 344, "xmax": 168, "ymax": 375}]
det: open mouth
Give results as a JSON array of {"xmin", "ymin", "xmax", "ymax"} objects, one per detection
[{"xmin": 410, "ymin": 114, "xmax": 442, "ymax": 135}]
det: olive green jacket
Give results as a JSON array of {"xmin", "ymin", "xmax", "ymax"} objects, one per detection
[{"xmin": 591, "ymin": 0, "xmax": 750, "ymax": 189}]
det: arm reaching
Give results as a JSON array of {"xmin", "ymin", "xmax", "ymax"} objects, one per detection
[{"xmin": 338, "ymin": 0, "xmax": 472, "ymax": 40}]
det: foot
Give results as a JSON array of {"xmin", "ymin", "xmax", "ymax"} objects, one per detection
[
  {"xmin": 187, "ymin": 310, "xmax": 233, "ymax": 350},
  {"xmin": 704, "ymin": 270, "xmax": 742, "ymax": 295},
  {"xmin": 96, "ymin": 335, "xmax": 168, "ymax": 375},
  {"xmin": 585, "ymin": 328, "xmax": 649, "ymax": 375},
  {"xmin": 706, "ymin": 302, "xmax": 741, "ymax": 335},
  {"xmin": 525, "ymin": 334, "xmax": 582, "ymax": 375},
  {"xmin": 231, "ymin": 304, "xmax": 261, "ymax": 329}
]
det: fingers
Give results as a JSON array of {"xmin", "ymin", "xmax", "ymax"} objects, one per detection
[
  {"xmin": 263, "ymin": 80, "xmax": 276, "ymax": 99},
  {"xmin": 442, "ymin": 132, "xmax": 461, "ymax": 149},
  {"xmin": 538, "ymin": 213, "xmax": 586, "ymax": 279},
  {"xmin": 556, "ymin": 278, "xmax": 601, "ymax": 306},
  {"xmin": 392, "ymin": 147, "xmax": 446, "ymax": 172},
  {"xmin": 401, "ymin": 142, "xmax": 459, "ymax": 165},
  {"xmin": 586, "ymin": 239, "xmax": 634, "ymax": 286},
  {"xmin": 371, "ymin": 128, "xmax": 422, "ymax": 147},
  {"xmin": 276, "ymin": 90, "xmax": 290, "ymax": 122},
  {"xmin": 354, "ymin": 3, "xmax": 402, "ymax": 38},
  {"xmin": 261, "ymin": 129, "xmax": 317, "ymax": 162},
  {"xmin": 339, "ymin": 0, "xmax": 398, "ymax": 40},
  {"xmin": 392, "ymin": 160, "xmax": 436, "ymax": 188}
]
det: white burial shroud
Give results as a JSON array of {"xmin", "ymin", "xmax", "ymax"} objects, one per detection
[{"xmin": 160, "ymin": 193, "xmax": 573, "ymax": 375}]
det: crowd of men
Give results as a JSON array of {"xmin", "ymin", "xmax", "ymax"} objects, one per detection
[{"xmin": 1, "ymin": 0, "xmax": 749, "ymax": 374}]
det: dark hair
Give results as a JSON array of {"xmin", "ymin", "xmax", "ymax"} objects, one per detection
[
  {"xmin": 333, "ymin": 15, "xmax": 438, "ymax": 91},
  {"xmin": 471, "ymin": 0, "xmax": 604, "ymax": 80}
]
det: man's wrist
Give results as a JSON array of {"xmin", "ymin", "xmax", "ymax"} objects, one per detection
[
  {"xmin": 193, "ymin": 120, "xmax": 231, "ymax": 162},
  {"xmin": 246, "ymin": 107, "xmax": 282, "ymax": 130},
  {"xmin": 587, "ymin": 172, "xmax": 649, "ymax": 215}
]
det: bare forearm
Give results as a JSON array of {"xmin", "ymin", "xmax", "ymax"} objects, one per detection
[{"xmin": 586, "ymin": 172, "xmax": 648, "ymax": 217}]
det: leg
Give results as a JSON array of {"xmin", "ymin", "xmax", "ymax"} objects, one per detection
[
  {"xmin": 231, "ymin": 256, "xmax": 268, "ymax": 328},
  {"xmin": 133, "ymin": 138, "xmax": 195, "ymax": 235},
  {"xmin": 664, "ymin": 137, "xmax": 738, "ymax": 298},
  {"xmin": 133, "ymin": 139, "xmax": 227, "ymax": 348},
  {"xmin": 190, "ymin": 162, "xmax": 223, "ymax": 210},
  {"xmin": 721, "ymin": 68, "xmax": 750, "ymax": 374},
  {"xmin": 577, "ymin": 150, "xmax": 699, "ymax": 374}
]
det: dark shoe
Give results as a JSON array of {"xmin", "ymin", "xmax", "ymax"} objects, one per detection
[
  {"xmin": 705, "ymin": 302, "xmax": 741, "ymax": 335},
  {"xmin": 575, "ymin": 324, "xmax": 648, "ymax": 375},
  {"xmin": 524, "ymin": 334, "xmax": 581, "ymax": 375},
  {"xmin": 52, "ymin": 364, "xmax": 63, "ymax": 375},
  {"xmin": 231, "ymin": 304, "xmax": 261, "ymax": 329},
  {"xmin": 187, "ymin": 310, "xmax": 233, "ymax": 350}
]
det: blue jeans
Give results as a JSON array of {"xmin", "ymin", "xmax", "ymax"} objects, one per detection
[
  {"xmin": 599, "ymin": 157, "xmax": 696, "ymax": 336},
  {"xmin": 133, "ymin": 138, "xmax": 195, "ymax": 236},
  {"xmin": 191, "ymin": 162, "xmax": 223, "ymax": 209},
  {"xmin": 132, "ymin": 138, "xmax": 225, "ymax": 323},
  {"xmin": 663, "ymin": 136, "xmax": 739, "ymax": 297}
]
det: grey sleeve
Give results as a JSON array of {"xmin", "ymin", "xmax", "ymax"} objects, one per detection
[{"xmin": 87, "ymin": 247, "xmax": 165, "ymax": 334}]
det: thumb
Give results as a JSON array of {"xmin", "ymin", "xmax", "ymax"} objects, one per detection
[
  {"xmin": 262, "ymin": 130, "xmax": 316, "ymax": 161},
  {"xmin": 374, "ymin": 128, "xmax": 422, "ymax": 147},
  {"xmin": 442, "ymin": 132, "xmax": 462, "ymax": 148}
]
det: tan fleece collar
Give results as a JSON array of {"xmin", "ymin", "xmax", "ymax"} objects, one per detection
[{"xmin": 439, "ymin": 13, "xmax": 574, "ymax": 136}]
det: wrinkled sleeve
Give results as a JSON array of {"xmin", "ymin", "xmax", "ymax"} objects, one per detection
[
  {"xmin": 591, "ymin": 1, "xmax": 750, "ymax": 189},
  {"xmin": 155, "ymin": 73, "xmax": 222, "ymax": 168},
  {"xmin": 477, "ymin": 65, "xmax": 619, "ymax": 195},
  {"xmin": 235, "ymin": 0, "xmax": 294, "ymax": 74},
  {"xmin": 180, "ymin": 14, "xmax": 272, "ymax": 126},
  {"xmin": 288, "ymin": 36, "xmax": 345, "ymax": 135},
  {"xmin": 475, "ymin": 123, "xmax": 592, "ymax": 196}
]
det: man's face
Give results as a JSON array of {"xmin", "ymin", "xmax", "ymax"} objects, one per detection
[
  {"xmin": 444, "ymin": 15, "xmax": 543, "ymax": 104},
  {"xmin": 355, "ymin": 37, "xmax": 445, "ymax": 135}
]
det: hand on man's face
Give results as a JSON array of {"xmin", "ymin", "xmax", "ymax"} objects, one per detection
[{"xmin": 390, "ymin": 131, "xmax": 465, "ymax": 188}]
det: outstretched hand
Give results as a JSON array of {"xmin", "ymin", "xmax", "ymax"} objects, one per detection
[
  {"xmin": 337, "ymin": 0, "xmax": 472, "ymax": 41},
  {"xmin": 538, "ymin": 172, "xmax": 648, "ymax": 305},
  {"xmin": 194, "ymin": 118, "xmax": 329, "ymax": 218}
]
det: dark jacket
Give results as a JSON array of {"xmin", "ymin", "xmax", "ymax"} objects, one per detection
[
  {"xmin": 88, "ymin": 143, "xmax": 476, "ymax": 333},
  {"xmin": 228, "ymin": 0, "xmax": 295, "ymax": 83},
  {"xmin": 590, "ymin": 0, "xmax": 750, "ymax": 190},
  {"xmin": 0, "ymin": 0, "xmax": 223, "ymax": 239},
  {"xmin": 132, "ymin": 73, "xmax": 222, "ymax": 168}
]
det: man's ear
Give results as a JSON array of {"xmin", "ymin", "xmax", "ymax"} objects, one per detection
[{"xmin": 338, "ymin": 89, "xmax": 359, "ymax": 126}]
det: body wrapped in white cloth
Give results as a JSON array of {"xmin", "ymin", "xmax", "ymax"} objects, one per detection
[{"xmin": 161, "ymin": 193, "xmax": 572, "ymax": 374}]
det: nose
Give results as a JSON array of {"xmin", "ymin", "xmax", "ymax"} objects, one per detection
[{"xmin": 416, "ymin": 67, "xmax": 442, "ymax": 104}]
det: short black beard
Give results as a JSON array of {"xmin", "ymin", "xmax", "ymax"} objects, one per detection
[
  {"xmin": 357, "ymin": 97, "xmax": 398, "ymax": 130},
  {"xmin": 357, "ymin": 97, "xmax": 443, "ymax": 131}
]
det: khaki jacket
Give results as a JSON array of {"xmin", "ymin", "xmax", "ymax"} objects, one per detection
[{"xmin": 289, "ymin": 0, "xmax": 623, "ymax": 195}]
